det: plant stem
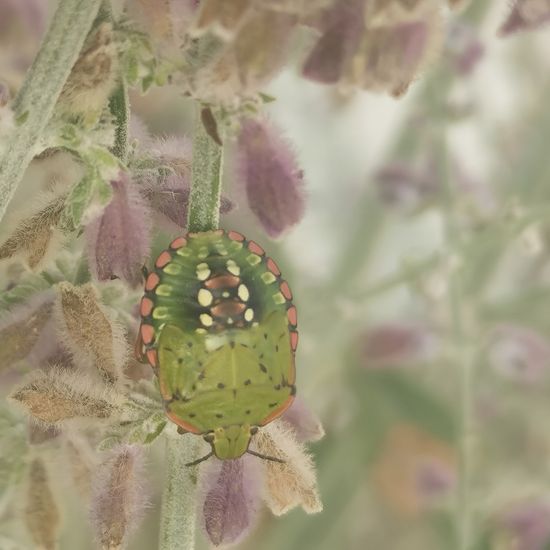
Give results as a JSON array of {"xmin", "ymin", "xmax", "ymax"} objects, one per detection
[
  {"xmin": 109, "ymin": 81, "xmax": 130, "ymax": 163},
  {"xmin": 159, "ymin": 427, "xmax": 201, "ymax": 550},
  {"xmin": 0, "ymin": 0, "xmax": 103, "ymax": 224},
  {"xmin": 159, "ymin": 106, "xmax": 224, "ymax": 550},
  {"xmin": 187, "ymin": 107, "xmax": 224, "ymax": 233}
]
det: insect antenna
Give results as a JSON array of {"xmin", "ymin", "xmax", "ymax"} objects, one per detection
[
  {"xmin": 185, "ymin": 452, "xmax": 213, "ymax": 467},
  {"xmin": 246, "ymin": 450, "xmax": 285, "ymax": 464}
]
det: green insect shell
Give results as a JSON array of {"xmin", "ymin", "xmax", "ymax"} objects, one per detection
[{"xmin": 137, "ymin": 230, "xmax": 298, "ymax": 460}]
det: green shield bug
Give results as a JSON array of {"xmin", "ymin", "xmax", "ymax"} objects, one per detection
[{"xmin": 136, "ymin": 230, "xmax": 297, "ymax": 464}]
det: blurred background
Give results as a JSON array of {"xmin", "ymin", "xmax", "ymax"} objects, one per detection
[{"xmin": 3, "ymin": 1, "xmax": 550, "ymax": 549}]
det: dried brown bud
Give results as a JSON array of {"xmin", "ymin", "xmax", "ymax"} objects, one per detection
[
  {"xmin": 55, "ymin": 282, "xmax": 128, "ymax": 384},
  {"xmin": 253, "ymin": 421, "xmax": 322, "ymax": 515},
  {"xmin": 59, "ymin": 22, "xmax": 118, "ymax": 117},
  {"xmin": 0, "ymin": 196, "xmax": 66, "ymax": 270},
  {"xmin": 10, "ymin": 368, "xmax": 119, "ymax": 424},
  {"xmin": 90, "ymin": 446, "xmax": 147, "ymax": 550},
  {"xmin": 24, "ymin": 458, "xmax": 60, "ymax": 550}
]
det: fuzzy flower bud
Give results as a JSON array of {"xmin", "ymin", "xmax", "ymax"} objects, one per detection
[
  {"xmin": 253, "ymin": 421, "xmax": 322, "ymax": 515},
  {"xmin": 25, "ymin": 458, "xmax": 60, "ymax": 550},
  {"xmin": 90, "ymin": 445, "xmax": 147, "ymax": 550},
  {"xmin": 58, "ymin": 22, "xmax": 118, "ymax": 117},
  {"xmin": 499, "ymin": 498, "xmax": 550, "ymax": 549},
  {"xmin": 85, "ymin": 173, "xmax": 152, "ymax": 287},
  {"xmin": 10, "ymin": 368, "xmax": 120, "ymax": 425},
  {"xmin": 281, "ymin": 397, "xmax": 325, "ymax": 443},
  {"xmin": 499, "ymin": 0, "xmax": 550, "ymax": 36},
  {"xmin": 237, "ymin": 118, "xmax": 305, "ymax": 238},
  {"xmin": 0, "ymin": 291, "xmax": 55, "ymax": 371},
  {"xmin": 199, "ymin": 456, "xmax": 262, "ymax": 547},
  {"xmin": 0, "ymin": 196, "xmax": 66, "ymax": 270},
  {"xmin": 55, "ymin": 282, "xmax": 128, "ymax": 385}
]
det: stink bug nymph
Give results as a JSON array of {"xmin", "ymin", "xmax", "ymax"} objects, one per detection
[{"xmin": 136, "ymin": 230, "xmax": 298, "ymax": 464}]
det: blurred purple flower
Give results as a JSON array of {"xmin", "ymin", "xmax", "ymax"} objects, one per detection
[
  {"xmin": 500, "ymin": 499, "xmax": 550, "ymax": 550},
  {"xmin": 200, "ymin": 456, "xmax": 262, "ymax": 547},
  {"xmin": 488, "ymin": 324, "xmax": 550, "ymax": 384},
  {"xmin": 361, "ymin": 323, "xmax": 436, "ymax": 369},
  {"xmin": 302, "ymin": 0, "xmax": 365, "ymax": 84},
  {"xmin": 0, "ymin": 0, "xmax": 47, "ymax": 36},
  {"xmin": 237, "ymin": 117, "xmax": 305, "ymax": 238},
  {"xmin": 281, "ymin": 397, "xmax": 325, "ymax": 443},
  {"xmin": 90, "ymin": 445, "xmax": 147, "ymax": 550},
  {"xmin": 374, "ymin": 161, "xmax": 437, "ymax": 207},
  {"xmin": 0, "ymin": 81, "xmax": 10, "ymax": 106},
  {"xmin": 499, "ymin": 0, "xmax": 550, "ymax": 36},
  {"xmin": 415, "ymin": 457, "xmax": 456, "ymax": 500},
  {"xmin": 85, "ymin": 172, "xmax": 152, "ymax": 287},
  {"xmin": 446, "ymin": 21, "xmax": 485, "ymax": 75}
]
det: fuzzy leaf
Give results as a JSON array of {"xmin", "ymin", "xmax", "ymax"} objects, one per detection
[
  {"xmin": 10, "ymin": 368, "xmax": 120, "ymax": 424},
  {"xmin": 90, "ymin": 445, "xmax": 147, "ymax": 550},
  {"xmin": 237, "ymin": 117, "xmax": 305, "ymax": 238},
  {"xmin": 85, "ymin": 173, "xmax": 152, "ymax": 286},
  {"xmin": 55, "ymin": 282, "xmax": 128, "ymax": 384},
  {"xmin": 199, "ymin": 456, "xmax": 262, "ymax": 547},
  {"xmin": 254, "ymin": 421, "xmax": 322, "ymax": 515}
]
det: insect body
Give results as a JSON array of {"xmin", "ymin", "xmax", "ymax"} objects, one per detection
[{"xmin": 136, "ymin": 230, "xmax": 297, "ymax": 461}]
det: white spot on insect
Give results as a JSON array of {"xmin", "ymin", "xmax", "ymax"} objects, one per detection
[
  {"xmin": 261, "ymin": 272, "xmax": 276, "ymax": 285},
  {"xmin": 226, "ymin": 317, "xmax": 234, "ymax": 325},
  {"xmin": 196, "ymin": 328, "xmax": 207, "ymax": 334},
  {"xmin": 196, "ymin": 263, "xmax": 211, "ymax": 281},
  {"xmin": 238, "ymin": 284, "xmax": 250, "ymax": 302},
  {"xmin": 198, "ymin": 246, "xmax": 209, "ymax": 259},
  {"xmin": 244, "ymin": 308, "xmax": 254, "ymax": 322},
  {"xmin": 247, "ymin": 254, "xmax": 261, "ymax": 266},
  {"xmin": 198, "ymin": 288, "xmax": 213, "ymax": 307},
  {"xmin": 273, "ymin": 292, "xmax": 286, "ymax": 305},
  {"xmin": 222, "ymin": 291, "xmax": 230, "ymax": 298},
  {"xmin": 155, "ymin": 284, "xmax": 173, "ymax": 297},
  {"xmin": 215, "ymin": 243, "xmax": 228, "ymax": 256},
  {"xmin": 226, "ymin": 259, "xmax": 240, "ymax": 276},
  {"xmin": 200, "ymin": 313, "xmax": 213, "ymax": 327},
  {"xmin": 152, "ymin": 306, "xmax": 170, "ymax": 319},
  {"xmin": 164, "ymin": 262, "xmax": 183, "ymax": 275}
]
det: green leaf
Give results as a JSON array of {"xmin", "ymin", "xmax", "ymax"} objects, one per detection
[{"xmin": 63, "ymin": 171, "xmax": 96, "ymax": 228}]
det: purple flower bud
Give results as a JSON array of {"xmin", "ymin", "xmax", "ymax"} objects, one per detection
[
  {"xmin": 90, "ymin": 445, "xmax": 147, "ymax": 550},
  {"xmin": 199, "ymin": 456, "xmax": 262, "ymax": 547},
  {"xmin": 499, "ymin": 0, "xmax": 550, "ymax": 36},
  {"xmin": 302, "ymin": 0, "xmax": 366, "ymax": 84},
  {"xmin": 446, "ymin": 21, "xmax": 485, "ymax": 76},
  {"xmin": 281, "ymin": 397, "xmax": 325, "ymax": 443},
  {"xmin": 237, "ymin": 118, "xmax": 305, "ymax": 238},
  {"xmin": 500, "ymin": 499, "xmax": 550, "ymax": 550},
  {"xmin": 85, "ymin": 172, "xmax": 152, "ymax": 287},
  {"xmin": 361, "ymin": 323, "xmax": 437, "ymax": 369},
  {"xmin": 0, "ymin": 81, "xmax": 10, "ymax": 107},
  {"xmin": 488, "ymin": 324, "xmax": 550, "ymax": 384}
]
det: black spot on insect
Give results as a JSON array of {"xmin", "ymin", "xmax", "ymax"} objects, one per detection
[
  {"xmin": 240, "ymin": 343, "xmax": 249, "ymax": 349},
  {"xmin": 290, "ymin": 385, "xmax": 297, "ymax": 396},
  {"xmin": 259, "ymin": 363, "xmax": 267, "ymax": 373},
  {"xmin": 164, "ymin": 346, "xmax": 174, "ymax": 353},
  {"xmin": 198, "ymin": 372, "xmax": 206, "ymax": 380},
  {"xmin": 259, "ymin": 353, "xmax": 264, "ymax": 359},
  {"xmin": 268, "ymin": 402, "xmax": 278, "ymax": 408},
  {"xmin": 275, "ymin": 345, "xmax": 279, "ymax": 352},
  {"xmin": 178, "ymin": 358, "xmax": 184, "ymax": 365},
  {"xmin": 263, "ymin": 333, "xmax": 268, "ymax": 340},
  {"xmin": 192, "ymin": 384, "xmax": 196, "ymax": 391},
  {"xmin": 233, "ymin": 389, "xmax": 237, "ymax": 398},
  {"xmin": 198, "ymin": 361, "xmax": 203, "ymax": 367},
  {"xmin": 245, "ymin": 410, "xmax": 251, "ymax": 415},
  {"xmin": 217, "ymin": 382, "xmax": 225, "ymax": 389},
  {"xmin": 230, "ymin": 341, "xmax": 235, "ymax": 349},
  {"xmin": 189, "ymin": 412, "xmax": 196, "ymax": 418},
  {"xmin": 244, "ymin": 379, "xmax": 251, "ymax": 386},
  {"xmin": 274, "ymin": 384, "xmax": 281, "ymax": 390},
  {"xmin": 187, "ymin": 342, "xmax": 193, "ymax": 348},
  {"xmin": 216, "ymin": 413, "xmax": 223, "ymax": 419}
]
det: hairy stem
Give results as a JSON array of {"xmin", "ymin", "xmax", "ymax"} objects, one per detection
[
  {"xmin": 109, "ymin": 81, "xmax": 130, "ymax": 163},
  {"xmin": 187, "ymin": 107, "xmax": 224, "ymax": 233},
  {"xmin": 159, "ymin": 427, "xmax": 201, "ymax": 550},
  {"xmin": 0, "ymin": 0, "xmax": 103, "ymax": 223},
  {"xmin": 159, "ymin": 105, "xmax": 224, "ymax": 550}
]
